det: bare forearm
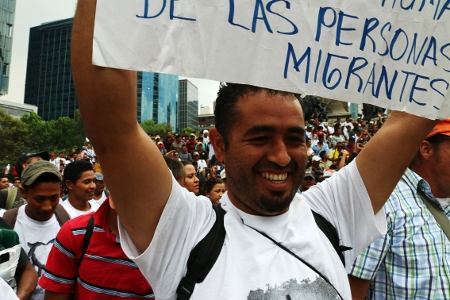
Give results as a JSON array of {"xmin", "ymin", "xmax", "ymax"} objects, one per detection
[
  {"xmin": 44, "ymin": 291, "xmax": 71, "ymax": 300},
  {"xmin": 348, "ymin": 275, "xmax": 371, "ymax": 300},
  {"xmin": 356, "ymin": 111, "xmax": 438, "ymax": 213},
  {"xmin": 72, "ymin": 0, "xmax": 172, "ymax": 252},
  {"xmin": 16, "ymin": 262, "xmax": 37, "ymax": 300},
  {"xmin": 72, "ymin": 0, "xmax": 138, "ymax": 144}
]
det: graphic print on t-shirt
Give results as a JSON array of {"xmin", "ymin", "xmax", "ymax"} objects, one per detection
[
  {"xmin": 28, "ymin": 239, "xmax": 55, "ymax": 277},
  {"xmin": 247, "ymin": 277, "xmax": 340, "ymax": 300}
]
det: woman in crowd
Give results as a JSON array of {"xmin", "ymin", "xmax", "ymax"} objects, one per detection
[
  {"xmin": 319, "ymin": 150, "xmax": 332, "ymax": 170},
  {"xmin": 204, "ymin": 178, "xmax": 225, "ymax": 204},
  {"xmin": 328, "ymin": 125, "xmax": 346, "ymax": 148},
  {"xmin": 182, "ymin": 161, "xmax": 199, "ymax": 195}
]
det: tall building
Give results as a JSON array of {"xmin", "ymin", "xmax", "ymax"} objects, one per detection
[
  {"xmin": 0, "ymin": 0, "xmax": 16, "ymax": 96},
  {"xmin": 24, "ymin": 18, "xmax": 75, "ymax": 121},
  {"xmin": 198, "ymin": 114, "xmax": 215, "ymax": 131},
  {"xmin": 137, "ymin": 72, "xmax": 179, "ymax": 125},
  {"xmin": 178, "ymin": 79, "xmax": 198, "ymax": 133},
  {"xmin": 349, "ymin": 103, "xmax": 361, "ymax": 120},
  {"xmin": 200, "ymin": 105, "xmax": 211, "ymax": 115},
  {"xmin": 24, "ymin": 18, "xmax": 179, "ymax": 125}
]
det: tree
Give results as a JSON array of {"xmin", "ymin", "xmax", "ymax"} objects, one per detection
[
  {"xmin": 139, "ymin": 120, "xmax": 172, "ymax": 137},
  {"xmin": 21, "ymin": 112, "xmax": 51, "ymax": 153},
  {"xmin": 0, "ymin": 110, "xmax": 28, "ymax": 167},
  {"xmin": 182, "ymin": 127, "xmax": 195, "ymax": 135},
  {"xmin": 48, "ymin": 117, "xmax": 84, "ymax": 151}
]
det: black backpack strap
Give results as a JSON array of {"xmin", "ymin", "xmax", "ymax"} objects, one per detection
[
  {"xmin": 77, "ymin": 214, "xmax": 95, "ymax": 269},
  {"xmin": 54, "ymin": 204, "xmax": 71, "ymax": 226},
  {"xmin": 177, "ymin": 204, "xmax": 226, "ymax": 300},
  {"xmin": 312, "ymin": 210, "xmax": 352, "ymax": 266},
  {"xmin": 2, "ymin": 208, "xmax": 19, "ymax": 229}
]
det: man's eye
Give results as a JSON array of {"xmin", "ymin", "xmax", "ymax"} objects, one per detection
[{"xmin": 250, "ymin": 136, "xmax": 268, "ymax": 142}]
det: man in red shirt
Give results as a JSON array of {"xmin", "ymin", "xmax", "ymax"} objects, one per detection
[
  {"xmin": 186, "ymin": 133, "xmax": 198, "ymax": 155},
  {"xmin": 40, "ymin": 196, "xmax": 154, "ymax": 299}
]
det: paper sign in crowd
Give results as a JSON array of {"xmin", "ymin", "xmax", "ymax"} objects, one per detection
[{"xmin": 93, "ymin": 0, "xmax": 450, "ymax": 119}]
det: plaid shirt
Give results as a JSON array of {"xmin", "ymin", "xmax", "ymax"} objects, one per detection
[{"xmin": 350, "ymin": 168, "xmax": 450, "ymax": 299}]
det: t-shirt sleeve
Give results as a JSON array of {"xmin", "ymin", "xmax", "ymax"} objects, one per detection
[
  {"xmin": 39, "ymin": 220, "xmax": 78, "ymax": 293},
  {"xmin": 16, "ymin": 248, "xmax": 29, "ymax": 269},
  {"xmin": 118, "ymin": 176, "xmax": 215, "ymax": 299},
  {"xmin": 302, "ymin": 159, "xmax": 387, "ymax": 272}
]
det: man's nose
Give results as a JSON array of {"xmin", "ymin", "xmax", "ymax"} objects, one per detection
[{"xmin": 267, "ymin": 140, "xmax": 291, "ymax": 167}]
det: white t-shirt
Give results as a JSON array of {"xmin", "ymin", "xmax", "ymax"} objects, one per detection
[
  {"xmin": 14, "ymin": 205, "xmax": 61, "ymax": 300},
  {"xmin": 196, "ymin": 159, "xmax": 208, "ymax": 173},
  {"xmin": 61, "ymin": 199, "xmax": 100, "ymax": 219},
  {"xmin": 119, "ymin": 161, "xmax": 386, "ymax": 300},
  {"xmin": 93, "ymin": 191, "xmax": 108, "ymax": 206},
  {"xmin": 0, "ymin": 276, "xmax": 19, "ymax": 300}
]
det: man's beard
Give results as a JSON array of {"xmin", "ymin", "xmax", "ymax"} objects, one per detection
[{"xmin": 229, "ymin": 177, "xmax": 300, "ymax": 216}]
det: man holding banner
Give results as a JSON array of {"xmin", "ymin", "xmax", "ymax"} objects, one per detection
[{"xmin": 72, "ymin": 0, "xmax": 440, "ymax": 299}]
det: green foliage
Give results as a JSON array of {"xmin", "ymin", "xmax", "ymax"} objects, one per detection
[
  {"xmin": 0, "ymin": 110, "xmax": 87, "ymax": 166},
  {"xmin": 21, "ymin": 112, "xmax": 51, "ymax": 152},
  {"xmin": 139, "ymin": 120, "xmax": 172, "ymax": 137},
  {"xmin": 0, "ymin": 110, "xmax": 28, "ymax": 167},
  {"xmin": 182, "ymin": 127, "xmax": 195, "ymax": 135}
]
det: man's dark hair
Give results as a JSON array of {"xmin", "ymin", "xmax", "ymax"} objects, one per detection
[
  {"xmin": 181, "ymin": 161, "xmax": 193, "ymax": 167},
  {"xmin": 334, "ymin": 124, "xmax": 341, "ymax": 133},
  {"xmin": 23, "ymin": 173, "xmax": 61, "ymax": 192},
  {"xmin": 0, "ymin": 174, "xmax": 8, "ymax": 180},
  {"xmin": 426, "ymin": 134, "xmax": 449, "ymax": 146},
  {"xmin": 203, "ymin": 178, "xmax": 224, "ymax": 194},
  {"xmin": 163, "ymin": 156, "xmax": 185, "ymax": 182},
  {"xmin": 215, "ymin": 83, "xmax": 300, "ymax": 148},
  {"xmin": 63, "ymin": 160, "xmax": 93, "ymax": 184},
  {"xmin": 319, "ymin": 150, "xmax": 327, "ymax": 158}
]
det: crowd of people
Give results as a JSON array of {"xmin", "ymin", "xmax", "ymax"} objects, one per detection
[
  {"xmin": 0, "ymin": 129, "xmax": 231, "ymax": 299},
  {"xmin": 2, "ymin": 112, "xmax": 448, "ymax": 300},
  {"xmin": 0, "ymin": 0, "xmax": 448, "ymax": 299}
]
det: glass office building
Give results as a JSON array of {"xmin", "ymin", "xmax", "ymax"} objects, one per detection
[
  {"xmin": 178, "ymin": 79, "xmax": 198, "ymax": 133},
  {"xmin": 137, "ymin": 72, "xmax": 179, "ymax": 125},
  {"xmin": 25, "ymin": 18, "xmax": 179, "ymax": 125},
  {"xmin": 0, "ymin": 0, "xmax": 15, "ymax": 96},
  {"xmin": 24, "ymin": 18, "xmax": 75, "ymax": 120}
]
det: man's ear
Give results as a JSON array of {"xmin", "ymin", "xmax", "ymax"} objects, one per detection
[
  {"xmin": 19, "ymin": 186, "xmax": 27, "ymax": 200},
  {"xmin": 209, "ymin": 128, "xmax": 226, "ymax": 163},
  {"xmin": 419, "ymin": 140, "xmax": 433, "ymax": 160},
  {"xmin": 65, "ymin": 179, "xmax": 73, "ymax": 191}
]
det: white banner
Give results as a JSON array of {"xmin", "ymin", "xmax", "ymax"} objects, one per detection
[{"xmin": 93, "ymin": 0, "xmax": 450, "ymax": 119}]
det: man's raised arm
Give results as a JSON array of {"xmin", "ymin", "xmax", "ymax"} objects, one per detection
[
  {"xmin": 356, "ymin": 111, "xmax": 437, "ymax": 213},
  {"xmin": 72, "ymin": 0, "xmax": 172, "ymax": 252}
]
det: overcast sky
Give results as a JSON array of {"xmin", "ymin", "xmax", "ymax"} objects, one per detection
[{"xmin": 2, "ymin": 0, "xmax": 219, "ymax": 110}]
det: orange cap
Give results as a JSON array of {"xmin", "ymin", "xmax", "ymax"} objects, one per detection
[{"xmin": 426, "ymin": 118, "xmax": 450, "ymax": 139}]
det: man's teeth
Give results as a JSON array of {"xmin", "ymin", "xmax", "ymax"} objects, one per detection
[{"xmin": 261, "ymin": 172, "xmax": 287, "ymax": 181}]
